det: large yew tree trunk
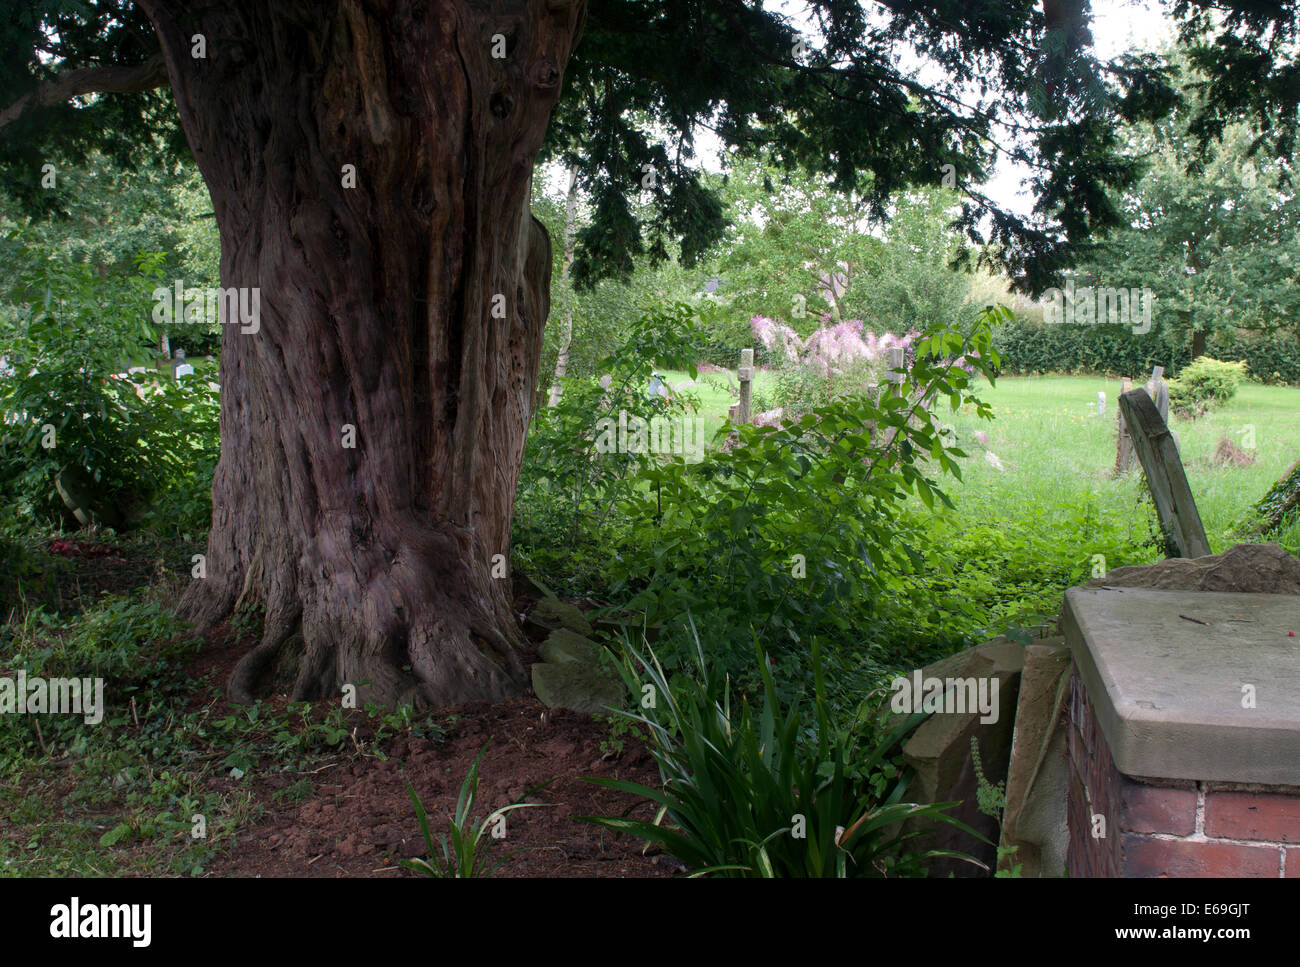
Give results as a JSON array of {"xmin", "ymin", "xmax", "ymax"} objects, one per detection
[{"xmin": 139, "ymin": 0, "xmax": 586, "ymax": 708}]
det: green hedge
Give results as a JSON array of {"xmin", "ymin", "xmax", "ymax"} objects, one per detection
[
  {"xmin": 991, "ymin": 319, "xmax": 1190, "ymax": 377},
  {"xmin": 1206, "ymin": 329, "xmax": 1300, "ymax": 385},
  {"xmin": 992, "ymin": 319, "xmax": 1300, "ymax": 385}
]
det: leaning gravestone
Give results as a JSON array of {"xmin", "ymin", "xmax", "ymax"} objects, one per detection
[
  {"xmin": 55, "ymin": 465, "xmax": 124, "ymax": 530},
  {"xmin": 1144, "ymin": 365, "xmax": 1169, "ymax": 423},
  {"xmin": 1118, "ymin": 388, "xmax": 1209, "ymax": 558}
]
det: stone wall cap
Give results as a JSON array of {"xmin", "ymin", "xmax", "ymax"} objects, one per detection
[{"xmin": 1064, "ymin": 586, "xmax": 1300, "ymax": 786}]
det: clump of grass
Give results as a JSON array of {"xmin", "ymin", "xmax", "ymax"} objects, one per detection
[{"xmin": 402, "ymin": 742, "xmax": 539, "ymax": 878}]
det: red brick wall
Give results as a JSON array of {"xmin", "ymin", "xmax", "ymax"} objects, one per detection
[{"xmin": 1066, "ymin": 670, "xmax": 1298, "ymax": 877}]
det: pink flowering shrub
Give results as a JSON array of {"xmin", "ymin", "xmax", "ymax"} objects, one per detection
[
  {"xmin": 749, "ymin": 314, "xmax": 921, "ymax": 412},
  {"xmin": 750, "ymin": 316, "xmax": 803, "ymax": 363}
]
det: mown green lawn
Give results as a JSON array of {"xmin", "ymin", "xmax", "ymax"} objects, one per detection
[
  {"xmin": 659, "ymin": 369, "xmax": 1297, "ymax": 554},
  {"xmin": 650, "ymin": 370, "xmax": 1299, "ymax": 638},
  {"xmin": 938, "ymin": 375, "xmax": 1300, "ymax": 554}
]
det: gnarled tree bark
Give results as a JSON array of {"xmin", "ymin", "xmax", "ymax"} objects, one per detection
[{"xmin": 137, "ymin": 0, "xmax": 586, "ymax": 708}]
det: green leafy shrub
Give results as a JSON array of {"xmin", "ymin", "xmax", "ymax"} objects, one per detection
[
  {"xmin": 1254, "ymin": 460, "xmax": 1300, "ymax": 535},
  {"xmin": 1167, "ymin": 356, "xmax": 1247, "ymax": 417},
  {"xmin": 990, "ymin": 313, "xmax": 1297, "ymax": 386},
  {"xmin": 604, "ymin": 311, "xmax": 1000, "ymax": 678},
  {"xmin": 583, "ymin": 629, "xmax": 979, "ymax": 877},
  {"xmin": 970, "ymin": 737, "xmax": 1021, "ymax": 877},
  {"xmin": 0, "ymin": 250, "xmax": 219, "ymax": 532},
  {"xmin": 1208, "ymin": 329, "xmax": 1300, "ymax": 385},
  {"xmin": 514, "ymin": 299, "xmax": 704, "ymax": 593},
  {"xmin": 130, "ymin": 372, "xmax": 220, "ymax": 536},
  {"xmin": 696, "ymin": 309, "xmax": 759, "ymax": 368}
]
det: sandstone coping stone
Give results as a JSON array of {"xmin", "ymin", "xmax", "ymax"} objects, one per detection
[{"xmin": 1063, "ymin": 585, "xmax": 1300, "ymax": 786}]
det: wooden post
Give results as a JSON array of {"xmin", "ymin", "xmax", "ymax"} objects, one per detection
[
  {"xmin": 870, "ymin": 346, "xmax": 908, "ymax": 452},
  {"xmin": 1115, "ymin": 377, "xmax": 1134, "ymax": 475},
  {"xmin": 863, "ymin": 381, "xmax": 880, "ymax": 441},
  {"xmin": 1118, "ymin": 389, "xmax": 1211, "ymax": 559},
  {"xmin": 735, "ymin": 348, "xmax": 754, "ymax": 425},
  {"xmin": 885, "ymin": 346, "xmax": 905, "ymax": 398}
]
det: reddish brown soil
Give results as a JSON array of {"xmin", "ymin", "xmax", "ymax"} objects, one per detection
[
  {"xmin": 202, "ymin": 698, "xmax": 675, "ymax": 878},
  {"xmin": 23, "ymin": 546, "xmax": 673, "ymax": 878},
  {"xmin": 189, "ymin": 600, "xmax": 675, "ymax": 878}
]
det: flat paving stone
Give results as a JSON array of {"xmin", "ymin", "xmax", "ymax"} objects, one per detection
[{"xmin": 1063, "ymin": 586, "xmax": 1300, "ymax": 785}]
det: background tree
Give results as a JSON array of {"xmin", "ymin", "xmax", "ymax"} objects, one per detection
[
  {"xmin": 1073, "ymin": 68, "xmax": 1300, "ymax": 361},
  {"xmin": 701, "ymin": 158, "xmax": 973, "ymax": 347}
]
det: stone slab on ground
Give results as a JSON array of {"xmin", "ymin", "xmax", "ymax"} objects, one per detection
[
  {"xmin": 1063, "ymin": 585, "xmax": 1300, "ymax": 785},
  {"xmin": 512, "ymin": 571, "xmax": 557, "ymax": 601},
  {"xmin": 524, "ymin": 596, "xmax": 594, "ymax": 639},
  {"xmin": 531, "ymin": 661, "xmax": 623, "ymax": 716},
  {"xmin": 539, "ymin": 628, "xmax": 601, "ymax": 665}
]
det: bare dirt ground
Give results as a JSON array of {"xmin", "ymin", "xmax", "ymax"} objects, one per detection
[
  {"xmin": 187, "ymin": 597, "xmax": 673, "ymax": 878},
  {"xmin": 201, "ymin": 696, "xmax": 674, "ymax": 878}
]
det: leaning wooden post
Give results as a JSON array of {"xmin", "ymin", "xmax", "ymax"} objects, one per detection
[
  {"xmin": 1114, "ymin": 376, "xmax": 1134, "ymax": 475},
  {"xmin": 735, "ymin": 348, "xmax": 754, "ymax": 425},
  {"xmin": 1118, "ymin": 389, "xmax": 1211, "ymax": 559}
]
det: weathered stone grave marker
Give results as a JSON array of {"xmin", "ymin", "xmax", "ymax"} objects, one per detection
[
  {"xmin": 171, "ymin": 348, "xmax": 194, "ymax": 379},
  {"xmin": 1144, "ymin": 364, "xmax": 1169, "ymax": 422},
  {"xmin": 885, "ymin": 346, "xmax": 905, "ymax": 398}
]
